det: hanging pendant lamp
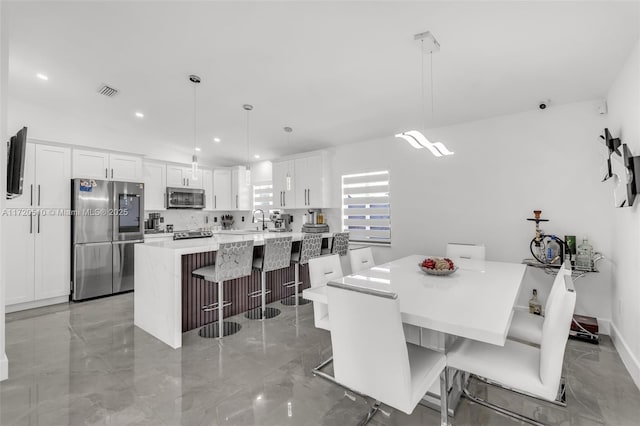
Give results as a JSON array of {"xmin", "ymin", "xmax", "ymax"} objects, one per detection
[
  {"xmin": 189, "ymin": 74, "xmax": 201, "ymax": 179},
  {"xmin": 284, "ymin": 126, "xmax": 293, "ymax": 191},
  {"xmin": 243, "ymin": 104, "xmax": 253, "ymax": 185},
  {"xmin": 395, "ymin": 31, "xmax": 454, "ymax": 157}
]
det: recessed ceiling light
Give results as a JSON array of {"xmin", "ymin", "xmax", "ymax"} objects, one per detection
[
  {"xmin": 195, "ymin": 147, "xmax": 201, "ymax": 152},
  {"xmin": 36, "ymin": 73, "xmax": 48, "ymax": 81},
  {"xmin": 135, "ymin": 112, "xmax": 144, "ymax": 118},
  {"xmin": 213, "ymin": 137, "xmax": 221, "ymax": 143},
  {"xmin": 254, "ymin": 154, "xmax": 260, "ymax": 159}
]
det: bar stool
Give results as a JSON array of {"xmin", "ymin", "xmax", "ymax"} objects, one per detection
[
  {"xmin": 192, "ymin": 240, "xmax": 254, "ymax": 338},
  {"xmin": 282, "ymin": 233, "xmax": 322, "ymax": 306},
  {"xmin": 246, "ymin": 236, "xmax": 293, "ymax": 320},
  {"xmin": 330, "ymin": 232, "xmax": 350, "ymax": 256}
]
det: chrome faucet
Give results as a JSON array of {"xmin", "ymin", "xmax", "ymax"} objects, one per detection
[{"xmin": 252, "ymin": 209, "xmax": 267, "ymax": 231}]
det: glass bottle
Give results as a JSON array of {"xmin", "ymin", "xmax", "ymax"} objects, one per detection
[
  {"xmin": 529, "ymin": 289, "xmax": 542, "ymax": 316},
  {"xmin": 576, "ymin": 238, "xmax": 593, "ymax": 271}
]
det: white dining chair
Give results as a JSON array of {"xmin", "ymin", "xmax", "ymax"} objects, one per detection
[
  {"xmin": 327, "ymin": 281, "xmax": 448, "ymax": 425},
  {"xmin": 308, "ymin": 254, "xmax": 343, "ymax": 382},
  {"xmin": 349, "ymin": 246, "xmax": 375, "ymax": 274},
  {"xmin": 508, "ymin": 260, "xmax": 572, "ymax": 346},
  {"xmin": 447, "ymin": 274, "xmax": 576, "ymax": 425},
  {"xmin": 445, "ymin": 243, "xmax": 486, "ymax": 260}
]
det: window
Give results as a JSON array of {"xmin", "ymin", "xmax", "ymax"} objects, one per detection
[
  {"xmin": 253, "ymin": 182, "xmax": 273, "ymax": 210},
  {"xmin": 342, "ymin": 170, "xmax": 391, "ymax": 244}
]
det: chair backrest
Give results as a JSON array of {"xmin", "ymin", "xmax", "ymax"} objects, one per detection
[
  {"xmin": 539, "ymin": 275, "xmax": 576, "ymax": 394},
  {"xmin": 261, "ymin": 236, "xmax": 293, "ymax": 273},
  {"xmin": 299, "ymin": 233, "xmax": 323, "ymax": 264},
  {"xmin": 544, "ymin": 262, "xmax": 572, "ymax": 315},
  {"xmin": 327, "ymin": 281, "xmax": 412, "ymax": 412},
  {"xmin": 331, "ymin": 232, "xmax": 350, "ymax": 256},
  {"xmin": 214, "ymin": 240, "xmax": 255, "ymax": 282},
  {"xmin": 446, "ymin": 243, "xmax": 486, "ymax": 260},
  {"xmin": 349, "ymin": 247, "xmax": 375, "ymax": 274},
  {"xmin": 309, "ymin": 254, "xmax": 343, "ymax": 288}
]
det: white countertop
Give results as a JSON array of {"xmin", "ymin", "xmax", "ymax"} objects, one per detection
[
  {"xmin": 140, "ymin": 231, "xmax": 333, "ymax": 255},
  {"xmin": 315, "ymin": 254, "xmax": 526, "ymax": 346}
]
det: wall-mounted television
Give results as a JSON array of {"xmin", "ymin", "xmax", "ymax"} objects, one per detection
[{"xmin": 6, "ymin": 126, "xmax": 27, "ymax": 199}]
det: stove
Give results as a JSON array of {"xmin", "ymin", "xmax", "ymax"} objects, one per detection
[{"xmin": 173, "ymin": 230, "xmax": 214, "ymax": 240}]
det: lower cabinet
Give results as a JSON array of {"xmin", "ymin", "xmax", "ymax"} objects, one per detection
[{"xmin": 4, "ymin": 212, "xmax": 70, "ymax": 309}]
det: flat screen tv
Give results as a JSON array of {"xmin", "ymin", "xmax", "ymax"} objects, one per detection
[{"xmin": 6, "ymin": 126, "xmax": 27, "ymax": 198}]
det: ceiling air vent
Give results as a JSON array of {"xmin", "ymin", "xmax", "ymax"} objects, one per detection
[{"xmin": 97, "ymin": 84, "xmax": 119, "ymax": 97}]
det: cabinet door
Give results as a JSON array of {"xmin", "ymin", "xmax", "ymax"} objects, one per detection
[
  {"xmin": 231, "ymin": 167, "xmax": 250, "ymax": 210},
  {"xmin": 213, "ymin": 169, "xmax": 231, "ymax": 210},
  {"xmin": 302, "ymin": 154, "xmax": 323, "ymax": 208},
  {"xmin": 272, "ymin": 160, "xmax": 295, "ymax": 209},
  {"xmin": 72, "ymin": 149, "xmax": 110, "ymax": 179},
  {"xmin": 294, "ymin": 157, "xmax": 309, "ymax": 208},
  {"xmin": 166, "ymin": 165, "xmax": 185, "ymax": 187},
  {"xmin": 4, "ymin": 214, "xmax": 35, "ymax": 305},
  {"xmin": 143, "ymin": 162, "xmax": 166, "ymax": 211},
  {"xmin": 202, "ymin": 169, "xmax": 214, "ymax": 210},
  {"xmin": 34, "ymin": 213, "xmax": 70, "ymax": 300},
  {"xmin": 184, "ymin": 167, "xmax": 203, "ymax": 189},
  {"xmin": 6, "ymin": 143, "xmax": 36, "ymax": 208},
  {"xmin": 110, "ymin": 154, "xmax": 143, "ymax": 182},
  {"xmin": 35, "ymin": 144, "xmax": 71, "ymax": 209}
]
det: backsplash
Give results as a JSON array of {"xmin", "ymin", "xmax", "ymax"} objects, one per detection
[{"xmin": 145, "ymin": 208, "xmax": 342, "ymax": 233}]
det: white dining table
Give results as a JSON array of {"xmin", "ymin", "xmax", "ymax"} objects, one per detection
[{"xmin": 303, "ymin": 254, "xmax": 527, "ymax": 346}]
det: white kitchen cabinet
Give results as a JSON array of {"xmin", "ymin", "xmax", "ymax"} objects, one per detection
[
  {"xmin": 295, "ymin": 154, "xmax": 324, "ymax": 208},
  {"xmin": 213, "ymin": 169, "xmax": 232, "ymax": 210},
  {"xmin": 202, "ymin": 169, "xmax": 214, "ymax": 210},
  {"xmin": 4, "ymin": 212, "xmax": 70, "ymax": 308},
  {"xmin": 110, "ymin": 154, "xmax": 143, "ymax": 182},
  {"xmin": 231, "ymin": 166, "xmax": 251, "ymax": 210},
  {"xmin": 272, "ymin": 160, "xmax": 296, "ymax": 209},
  {"xmin": 7, "ymin": 143, "xmax": 71, "ymax": 209},
  {"xmin": 4, "ymin": 214, "xmax": 35, "ymax": 305},
  {"xmin": 166, "ymin": 165, "xmax": 202, "ymax": 188},
  {"xmin": 72, "ymin": 149, "xmax": 142, "ymax": 182},
  {"xmin": 143, "ymin": 161, "xmax": 167, "ymax": 211},
  {"xmin": 34, "ymin": 213, "xmax": 70, "ymax": 300}
]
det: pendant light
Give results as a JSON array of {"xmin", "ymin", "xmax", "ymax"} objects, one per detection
[
  {"xmin": 284, "ymin": 126, "xmax": 293, "ymax": 191},
  {"xmin": 243, "ymin": 104, "xmax": 253, "ymax": 185},
  {"xmin": 189, "ymin": 74, "xmax": 201, "ymax": 179},
  {"xmin": 395, "ymin": 31, "xmax": 454, "ymax": 157}
]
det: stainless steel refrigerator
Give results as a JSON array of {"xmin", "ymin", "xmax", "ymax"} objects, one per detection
[{"xmin": 71, "ymin": 179, "xmax": 144, "ymax": 301}]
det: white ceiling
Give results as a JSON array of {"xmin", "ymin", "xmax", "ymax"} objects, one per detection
[{"xmin": 6, "ymin": 1, "xmax": 640, "ymax": 166}]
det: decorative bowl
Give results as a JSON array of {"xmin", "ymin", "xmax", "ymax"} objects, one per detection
[{"xmin": 418, "ymin": 263, "xmax": 458, "ymax": 276}]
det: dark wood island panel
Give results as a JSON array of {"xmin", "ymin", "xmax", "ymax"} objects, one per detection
[{"xmin": 181, "ymin": 250, "xmax": 311, "ymax": 332}]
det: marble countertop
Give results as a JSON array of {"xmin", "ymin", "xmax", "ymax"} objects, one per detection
[{"xmin": 140, "ymin": 231, "xmax": 333, "ymax": 255}]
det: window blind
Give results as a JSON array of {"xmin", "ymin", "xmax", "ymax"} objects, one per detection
[{"xmin": 342, "ymin": 171, "xmax": 391, "ymax": 244}]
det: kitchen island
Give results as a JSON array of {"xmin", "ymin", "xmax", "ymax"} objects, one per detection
[{"xmin": 134, "ymin": 232, "xmax": 332, "ymax": 348}]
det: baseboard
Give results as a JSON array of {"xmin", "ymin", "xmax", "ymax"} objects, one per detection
[
  {"xmin": 5, "ymin": 295, "xmax": 69, "ymax": 313},
  {"xmin": 0, "ymin": 352, "xmax": 7, "ymax": 381},
  {"xmin": 610, "ymin": 322, "xmax": 640, "ymax": 391}
]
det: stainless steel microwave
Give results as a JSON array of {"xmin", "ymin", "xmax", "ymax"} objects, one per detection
[{"xmin": 166, "ymin": 187, "xmax": 205, "ymax": 209}]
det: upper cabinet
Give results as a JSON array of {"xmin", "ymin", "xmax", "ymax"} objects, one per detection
[
  {"xmin": 7, "ymin": 143, "xmax": 71, "ymax": 209},
  {"xmin": 231, "ymin": 166, "xmax": 251, "ymax": 210},
  {"xmin": 212, "ymin": 169, "xmax": 232, "ymax": 210},
  {"xmin": 272, "ymin": 153, "xmax": 328, "ymax": 209},
  {"xmin": 166, "ymin": 165, "xmax": 202, "ymax": 189},
  {"xmin": 143, "ymin": 161, "xmax": 167, "ymax": 211},
  {"xmin": 272, "ymin": 160, "xmax": 295, "ymax": 209},
  {"xmin": 72, "ymin": 149, "xmax": 142, "ymax": 182}
]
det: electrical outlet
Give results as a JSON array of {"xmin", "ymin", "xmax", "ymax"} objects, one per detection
[
  {"xmin": 214, "ymin": 217, "xmax": 218, "ymax": 222},
  {"xmin": 242, "ymin": 216, "xmax": 245, "ymax": 222}
]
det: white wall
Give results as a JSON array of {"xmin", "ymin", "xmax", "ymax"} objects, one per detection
[
  {"xmin": 328, "ymin": 100, "xmax": 613, "ymax": 324},
  {"xmin": 1, "ymin": 0, "xmax": 9, "ymax": 381},
  {"xmin": 606, "ymin": 39, "xmax": 640, "ymax": 389}
]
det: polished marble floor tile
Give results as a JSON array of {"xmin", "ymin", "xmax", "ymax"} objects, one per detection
[{"xmin": 1, "ymin": 293, "xmax": 639, "ymax": 425}]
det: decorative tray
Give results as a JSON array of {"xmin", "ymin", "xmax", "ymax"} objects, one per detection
[{"xmin": 419, "ymin": 265, "xmax": 458, "ymax": 276}]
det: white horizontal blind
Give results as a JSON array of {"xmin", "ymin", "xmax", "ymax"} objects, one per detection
[
  {"xmin": 342, "ymin": 171, "xmax": 391, "ymax": 244},
  {"xmin": 253, "ymin": 182, "xmax": 273, "ymax": 210}
]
